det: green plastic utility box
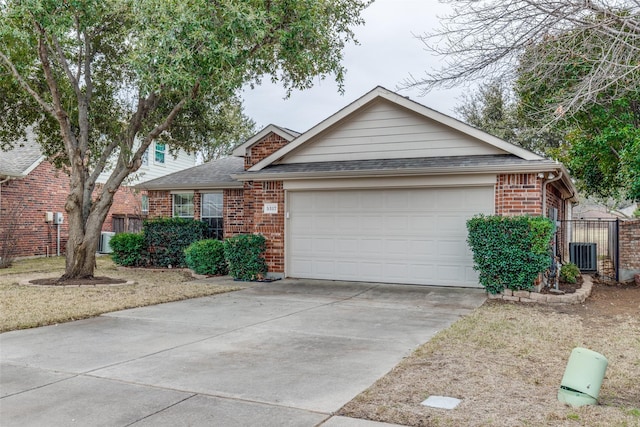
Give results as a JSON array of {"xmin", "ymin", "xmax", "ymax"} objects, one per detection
[{"xmin": 558, "ymin": 347, "xmax": 608, "ymax": 407}]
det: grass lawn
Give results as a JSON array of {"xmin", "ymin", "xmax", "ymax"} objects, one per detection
[
  {"xmin": 339, "ymin": 282, "xmax": 640, "ymax": 427},
  {"xmin": 0, "ymin": 256, "xmax": 240, "ymax": 332}
]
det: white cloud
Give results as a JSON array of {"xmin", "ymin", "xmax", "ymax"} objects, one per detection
[{"xmin": 241, "ymin": 0, "xmax": 466, "ymax": 132}]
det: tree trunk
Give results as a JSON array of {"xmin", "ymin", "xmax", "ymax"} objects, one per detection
[{"xmin": 61, "ymin": 186, "xmax": 114, "ymax": 280}]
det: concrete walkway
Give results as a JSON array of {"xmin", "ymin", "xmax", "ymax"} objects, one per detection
[{"xmin": 0, "ymin": 279, "xmax": 486, "ymax": 426}]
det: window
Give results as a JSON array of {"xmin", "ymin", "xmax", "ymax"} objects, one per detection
[
  {"xmin": 155, "ymin": 142, "xmax": 166, "ymax": 164},
  {"xmin": 141, "ymin": 148, "xmax": 149, "ymax": 167},
  {"xmin": 141, "ymin": 195, "xmax": 149, "ymax": 214},
  {"xmin": 173, "ymin": 193, "xmax": 194, "ymax": 218},
  {"xmin": 201, "ymin": 193, "xmax": 223, "ymax": 240}
]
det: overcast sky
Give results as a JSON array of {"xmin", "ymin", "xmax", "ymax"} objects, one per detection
[{"xmin": 241, "ymin": 0, "xmax": 466, "ymax": 133}]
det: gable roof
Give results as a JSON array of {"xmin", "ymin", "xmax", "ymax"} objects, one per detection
[
  {"xmin": 231, "ymin": 124, "xmax": 300, "ymax": 157},
  {"xmin": 249, "ymin": 86, "xmax": 543, "ymax": 171},
  {"xmin": 0, "ymin": 136, "xmax": 45, "ymax": 178},
  {"xmin": 135, "ymin": 156, "xmax": 243, "ymax": 190}
]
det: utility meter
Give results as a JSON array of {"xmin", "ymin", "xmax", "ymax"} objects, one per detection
[{"xmin": 53, "ymin": 212, "xmax": 64, "ymax": 224}]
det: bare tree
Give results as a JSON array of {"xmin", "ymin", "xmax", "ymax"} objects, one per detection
[{"xmin": 406, "ymin": 1, "xmax": 640, "ymax": 117}]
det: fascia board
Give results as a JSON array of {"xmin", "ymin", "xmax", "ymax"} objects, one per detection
[
  {"xmin": 135, "ymin": 182, "xmax": 243, "ymax": 191},
  {"xmin": 233, "ymin": 162, "xmax": 562, "ymax": 182},
  {"xmin": 248, "ymin": 87, "xmax": 386, "ymax": 171}
]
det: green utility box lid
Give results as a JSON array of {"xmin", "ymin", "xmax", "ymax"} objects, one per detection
[{"xmin": 558, "ymin": 347, "xmax": 608, "ymax": 407}]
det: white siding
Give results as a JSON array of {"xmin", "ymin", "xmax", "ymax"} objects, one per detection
[
  {"xmin": 97, "ymin": 144, "xmax": 196, "ymax": 185},
  {"xmin": 280, "ymin": 100, "xmax": 505, "ymax": 164}
]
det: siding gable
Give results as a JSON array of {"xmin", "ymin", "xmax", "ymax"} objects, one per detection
[{"xmin": 279, "ymin": 99, "xmax": 506, "ymax": 164}]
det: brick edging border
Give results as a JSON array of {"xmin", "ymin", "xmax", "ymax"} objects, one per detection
[{"xmin": 487, "ymin": 275, "xmax": 593, "ymax": 304}]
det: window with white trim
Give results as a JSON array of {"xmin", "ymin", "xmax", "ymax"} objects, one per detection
[
  {"xmin": 201, "ymin": 193, "xmax": 223, "ymax": 240},
  {"xmin": 172, "ymin": 193, "xmax": 194, "ymax": 218},
  {"xmin": 141, "ymin": 195, "xmax": 149, "ymax": 214},
  {"xmin": 155, "ymin": 142, "xmax": 166, "ymax": 164}
]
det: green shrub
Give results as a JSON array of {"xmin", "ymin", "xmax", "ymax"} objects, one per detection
[
  {"xmin": 223, "ymin": 234, "xmax": 268, "ymax": 280},
  {"xmin": 144, "ymin": 217, "xmax": 208, "ymax": 268},
  {"xmin": 184, "ymin": 239, "xmax": 227, "ymax": 275},
  {"xmin": 110, "ymin": 232, "xmax": 146, "ymax": 267},
  {"xmin": 560, "ymin": 262, "xmax": 581, "ymax": 284},
  {"xmin": 467, "ymin": 215, "xmax": 554, "ymax": 294}
]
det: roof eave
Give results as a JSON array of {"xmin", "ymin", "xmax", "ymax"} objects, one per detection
[
  {"xmin": 135, "ymin": 182, "xmax": 243, "ymax": 191},
  {"xmin": 232, "ymin": 162, "xmax": 563, "ymax": 181}
]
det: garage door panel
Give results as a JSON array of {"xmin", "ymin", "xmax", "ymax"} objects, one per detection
[
  {"xmin": 313, "ymin": 238, "xmax": 334, "ymax": 253},
  {"xmin": 288, "ymin": 187, "xmax": 493, "ymax": 287}
]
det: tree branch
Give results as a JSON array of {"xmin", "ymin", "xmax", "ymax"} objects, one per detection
[{"xmin": 0, "ymin": 51, "xmax": 56, "ymax": 116}]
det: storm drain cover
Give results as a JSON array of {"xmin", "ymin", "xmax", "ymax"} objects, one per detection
[{"xmin": 421, "ymin": 396, "xmax": 462, "ymax": 409}]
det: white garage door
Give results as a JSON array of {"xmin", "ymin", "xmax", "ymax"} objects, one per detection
[{"xmin": 287, "ymin": 187, "xmax": 494, "ymax": 287}]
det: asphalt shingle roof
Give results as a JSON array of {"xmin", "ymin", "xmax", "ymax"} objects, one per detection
[
  {"xmin": 136, "ymin": 156, "xmax": 244, "ymax": 190},
  {"xmin": 0, "ymin": 137, "xmax": 44, "ymax": 177},
  {"xmin": 240, "ymin": 154, "xmax": 555, "ymax": 176}
]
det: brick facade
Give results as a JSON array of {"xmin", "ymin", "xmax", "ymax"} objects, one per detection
[
  {"xmin": 244, "ymin": 133, "xmax": 291, "ymax": 169},
  {"xmin": 0, "ymin": 160, "xmax": 145, "ymax": 258},
  {"xmin": 495, "ymin": 173, "xmax": 543, "ymax": 216},
  {"xmin": 146, "ymin": 136, "xmax": 578, "ymax": 279},
  {"xmin": 223, "ymin": 189, "xmax": 245, "ymax": 237},
  {"xmin": 619, "ymin": 219, "xmax": 640, "ymax": 281},
  {"xmin": 242, "ymin": 180, "xmax": 285, "ymax": 273}
]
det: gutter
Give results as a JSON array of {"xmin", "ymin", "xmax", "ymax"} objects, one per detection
[
  {"xmin": 231, "ymin": 162, "xmax": 561, "ymax": 182},
  {"xmin": 541, "ymin": 171, "xmax": 564, "ymax": 217}
]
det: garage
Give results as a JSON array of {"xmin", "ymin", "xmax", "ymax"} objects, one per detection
[{"xmin": 287, "ymin": 186, "xmax": 494, "ymax": 287}]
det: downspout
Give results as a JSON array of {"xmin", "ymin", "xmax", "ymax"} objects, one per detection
[{"xmin": 541, "ymin": 171, "xmax": 563, "ymax": 218}]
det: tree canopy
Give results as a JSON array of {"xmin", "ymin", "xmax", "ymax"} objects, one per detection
[
  {"xmin": 0, "ymin": 0, "xmax": 369, "ymax": 278},
  {"xmin": 408, "ymin": 0, "xmax": 640, "ymax": 118}
]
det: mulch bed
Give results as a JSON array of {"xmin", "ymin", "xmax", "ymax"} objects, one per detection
[
  {"xmin": 539, "ymin": 274, "xmax": 584, "ymax": 294},
  {"xmin": 29, "ymin": 276, "xmax": 128, "ymax": 286}
]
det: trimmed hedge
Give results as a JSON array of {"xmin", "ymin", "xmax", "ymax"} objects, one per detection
[
  {"xmin": 467, "ymin": 215, "xmax": 554, "ymax": 294},
  {"xmin": 184, "ymin": 239, "xmax": 228, "ymax": 275},
  {"xmin": 144, "ymin": 217, "xmax": 208, "ymax": 268},
  {"xmin": 223, "ymin": 234, "xmax": 268, "ymax": 280},
  {"xmin": 110, "ymin": 232, "xmax": 147, "ymax": 267}
]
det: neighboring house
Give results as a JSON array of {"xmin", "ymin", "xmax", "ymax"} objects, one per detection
[
  {"xmin": 0, "ymin": 138, "xmax": 195, "ymax": 258},
  {"xmin": 140, "ymin": 86, "xmax": 578, "ymax": 288}
]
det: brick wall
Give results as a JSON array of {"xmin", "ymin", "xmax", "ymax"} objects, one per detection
[
  {"xmin": 619, "ymin": 219, "xmax": 640, "ymax": 281},
  {"xmin": 241, "ymin": 180, "xmax": 285, "ymax": 274},
  {"xmin": 244, "ymin": 133, "xmax": 291, "ymax": 170},
  {"xmin": 495, "ymin": 173, "xmax": 543, "ymax": 216},
  {"xmin": 223, "ymin": 189, "xmax": 246, "ymax": 237},
  {"xmin": 99, "ymin": 184, "xmax": 146, "ymax": 232},
  {"xmin": 0, "ymin": 161, "xmax": 144, "ymax": 258},
  {"xmin": 147, "ymin": 190, "xmax": 172, "ymax": 217}
]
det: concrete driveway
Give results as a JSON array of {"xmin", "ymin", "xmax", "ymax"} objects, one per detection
[{"xmin": 0, "ymin": 279, "xmax": 485, "ymax": 426}]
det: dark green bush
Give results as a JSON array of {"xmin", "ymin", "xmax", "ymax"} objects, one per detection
[
  {"xmin": 184, "ymin": 239, "xmax": 227, "ymax": 275},
  {"xmin": 144, "ymin": 217, "xmax": 208, "ymax": 268},
  {"xmin": 109, "ymin": 232, "xmax": 146, "ymax": 267},
  {"xmin": 223, "ymin": 234, "xmax": 268, "ymax": 280},
  {"xmin": 560, "ymin": 262, "xmax": 581, "ymax": 284},
  {"xmin": 467, "ymin": 215, "xmax": 554, "ymax": 294}
]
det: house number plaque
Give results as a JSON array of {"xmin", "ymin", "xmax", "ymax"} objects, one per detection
[{"xmin": 263, "ymin": 203, "xmax": 278, "ymax": 214}]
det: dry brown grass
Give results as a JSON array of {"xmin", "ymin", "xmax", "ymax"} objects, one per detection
[
  {"xmin": 339, "ymin": 296, "xmax": 640, "ymax": 427},
  {"xmin": 0, "ymin": 256, "xmax": 240, "ymax": 332}
]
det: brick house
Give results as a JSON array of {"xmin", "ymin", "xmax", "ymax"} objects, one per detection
[
  {"xmin": 0, "ymin": 138, "xmax": 195, "ymax": 258},
  {"xmin": 140, "ymin": 86, "xmax": 578, "ymax": 288}
]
